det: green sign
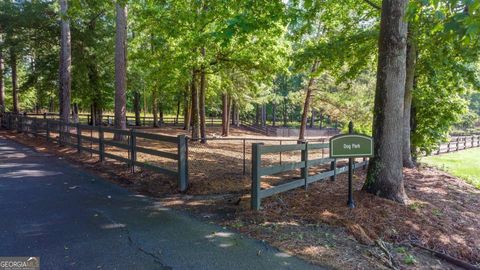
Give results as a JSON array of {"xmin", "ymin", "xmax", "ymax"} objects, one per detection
[{"xmin": 330, "ymin": 134, "xmax": 373, "ymax": 158}]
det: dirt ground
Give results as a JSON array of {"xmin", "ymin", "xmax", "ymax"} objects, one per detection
[{"xmin": 2, "ymin": 129, "xmax": 479, "ymax": 270}]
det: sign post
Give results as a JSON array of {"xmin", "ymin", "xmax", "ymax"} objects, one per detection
[{"xmin": 330, "ymin": 121, "xmax": 373, "ymax": 208}]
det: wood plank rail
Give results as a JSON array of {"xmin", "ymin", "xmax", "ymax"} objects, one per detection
[
  {"xmin": 1, "ymin": 113, "xmax": 188, "ymax": 192},
  {"xmin": 251, "ymin": 142, "xmax": 368, "ymax": 210},
  {"xmin": 434, "ymin": 135, "xmax": 480, "ymax": 155}
]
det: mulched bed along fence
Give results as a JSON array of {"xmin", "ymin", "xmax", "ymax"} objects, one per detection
[
  {"xmin": 1, "ymin": 113, "xmax": 188, "ymax": 191},
  {"xmin": 251, "ymin": 142, "xmax": 368, "ymax": 210}
]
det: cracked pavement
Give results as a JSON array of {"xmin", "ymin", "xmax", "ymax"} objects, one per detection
[{"xmin": 0, "ymin": 137, "xmax": 324, "ymax": 270}]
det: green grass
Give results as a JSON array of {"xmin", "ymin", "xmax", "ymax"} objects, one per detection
[{"xmin": 421, "ymin": 148, "xmax": 480, "ymax": 189}]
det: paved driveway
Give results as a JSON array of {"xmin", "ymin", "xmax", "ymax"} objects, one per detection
[{"xmin": 0, "ymin": 137, "xmax": 324, "ymax": 270}]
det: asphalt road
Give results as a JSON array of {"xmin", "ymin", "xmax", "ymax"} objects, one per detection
[{"xmin": 0, "ymin": 137, "xmax": 324, "ymax": 270}]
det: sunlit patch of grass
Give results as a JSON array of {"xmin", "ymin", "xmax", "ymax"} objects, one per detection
[{"xmin": 421, "ymin": 148, "xmax": 480, "ymax": 189}]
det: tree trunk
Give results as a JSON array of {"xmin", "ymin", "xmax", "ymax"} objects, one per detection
[
  {"xmin": 255, "ymin": 104, "xmax": 260, "ymax": 125},
  {"xmin": 222, "ymin": 93, "xmax": 229, "ymax": 136},
  {"xmin": 133, "ymin": 91, "xmax": 141, "ymax": 126},
  {"xmin": 11, "ymin": 48, "xmax": 19, "ymax": 114},
  {"xmin": 0, "ymin": 50, "xmax": 4, "ymax": 113},
  {"xmin": 152, "ymin": 90, "xmax": 158, "ymax": 127},
  {"xmin": 226, "ymin": 95, "xmax": 232, "ymax": 136},
  {"xmin": 299, "ymin": 61, "xmax": 320, "ymax": 140},
  {"xmin": 72, "ymin": 103, "xmax": 79, "ymax": 123},
  {"xmin": 221, "ymin": 93, "xmax": 232, "ymax": 136},
  {"xmin": 183, "ymin": 83, "xmax": 191, "ymax": 131},
  {"xmin": 283, "ymin": 99, "xmax": 288, "ymax": 127},
  {"xmin": 114, "ymin": 2, "xmax": 128, "ymax": 141},
  {"xmin": 159, "ymin": 101, "xmax": 164, "ymax": 125},
  {"xmin": 175, "ymin": 97, "xmax": 180, "ymax": 125},
  {"xmin": 272, "ymin": 103, "xmax": 276, "ymax": 127},
  {"xmin": 59, "ymin": 0, "xmax": 71, "ymax": 143},
  {"xmin": 191, "ymin": 72, "xmax": 200, "ymax": 140},
  {"xmin": 199, "ymin": 49, "xmax": 207, "ymax": 143},
  {"xmin": 261, "ymin": 104, "xmax": 266, "ymax": 127},
  {"xmin": 410, "ymin": 103, "xmax": 418, "ymax": 163},
  {"xmin": 402, "ymin": 29, "xmax": 416, "ymax": 168},
  {"xmin": 318, "ymin": 113, "xmax": 323, "ymax": 129},
  {"xmin": 309, "ymin": 110, "xmax": 315, "ymax": 128},
  {"xmin": 363, "ymin": 0, "xmax": 409, "ymax": 204},
  {"xmin": 234, "ymin": 102, "xmax": 240, "ymax": 127}
]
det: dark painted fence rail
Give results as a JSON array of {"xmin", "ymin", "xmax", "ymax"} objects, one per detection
[
  {"xmin": 251, "ymin": 142, "xmax": 368, "ymax": 210},
  {"xmin": 17, "ymin": 112, "xmax": 223, "ymax": 127},
  {"xmin": 1, "ymin": 113, "xmax": 188, "ymax": 191}
]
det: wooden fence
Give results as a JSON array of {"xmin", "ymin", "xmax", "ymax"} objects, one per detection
[
  {"xmin": 435, "ymin": 135, "xmax": 480, "ymax": 155},
  {"xmin": 18, "ymin": 112, "xmax": 223, "ymax": 127},
  {"xmin": 251, "ymin": 142, "xmax": 368, "ymax": 210},
  {"xmin": 1, "ymin": 113, "xmax": 188, "ymax": 191}
]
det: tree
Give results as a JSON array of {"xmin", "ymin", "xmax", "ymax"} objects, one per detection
[
  {"xmin": 363, "ymin": 0, "xmax": 409, "ymax": 204},
  {"xmin": 10, "ymin": 47, "xmax": 19, "ymax": 113},
  {"xmin": 299, "ymin": 61, "xmax": 319, "ymax": 140},
  {"xmin": 402, "ymin": 29, "xmax": 416, "ymax": 168},
  {"xmin": 59, "ymin": 0, "xmax": 71, "ymax": 143},
  {"xmin": 114, "ymin": 2, "xmax": 127, "ymax": 140}
]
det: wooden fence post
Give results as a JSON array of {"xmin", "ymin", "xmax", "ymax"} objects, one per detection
[
  {"xmin": 130, "ymin": 129, "xmax": 137, "ymax": 172},
  {"xmin": 330, "ymin": 159, "xmax": 337, "ymax": 181},
  {"xmin": 76, "ymin": 123, "xmax": 82, "ymax": 153},
  {"xmin": 98, "ymin": 125, "xmax": 105, "ymax": 162},
  {"xmin": 251, "ymin": 143, "xmax": 263, "ymax": 210},
  {"xmin": 456, "ymin": 137, "xmax": 459, "ymax": 151},
  {"xmin": 301, "ymin": 141, "xmax": 309, "ymax": 190},
  {"xmin": 177, "ymin": 134, "xmax": 188, "ymax": 192}
]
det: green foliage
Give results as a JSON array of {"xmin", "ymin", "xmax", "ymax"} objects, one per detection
[{"xmin": 0, "ymin": 0, "xmax": 478, "ymax": 151}]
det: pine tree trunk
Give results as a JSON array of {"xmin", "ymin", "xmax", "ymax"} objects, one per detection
[
  {"xmin": 0, "ymin": 50, "xmax": 4, "ymax": 113},
  {"xmin": 72, "ymin": 103, "xmax": 79, "ymax": 123},
  {"xmin": 199, "ymin": 49, "xmax": 207, "ymax": 143},
  {"xmin": 59, "ymin": 0, "xmax": 71, "ymax": 143},
  {"xmin": 299, "ymin": 61, "xmax": 319, "ymax": 140},
  {"xmin": 152, "ymin": 90, "xmax": 158, "ymax": 127},
  {"xmin": 272, "ymin": 103, "xmax": 276, "ymax": 127},
  {"xmin": 319, "ymin": 113, "xmax": 323, "ymax": 129},
  {"xmin": 235, "ymin": 102, "xmax": 240, "ymax": 127},
  {"xmin": 183, "ymin": 83, "xmax": 191, "ymax": 131},
  {"xmin": 133, "ymin": 91, "xmax": 141, "ymax": 126},
  {"xmin": 283, "ymin": 100, "xmax": 287, "ymax": 127},
  {"xmin": 364, "ymin": 0, "xmax": 409, "ymax": 204},
  {"xmin": 222, "ymin": 93, "xmax": 228, "ymax": 136},
  {"xmin": 402, "ymin": 30, "xmax": 416, "ymax": 168},
  {"xmin": 191, "ymin": 72, "xmax": 200, "ymax": 140},
  {"xmin": 309, "ymin": 110, "xmax": 315, "ymax": 128},
  {"xmin": 226, "ymin": 95, "xmax": 232, "ymax": 136},
  {"xmin": 11, "ymin": 48, "xmax": 19, "ymax": 114},
  {"xmin": 261, "ymin": 104, "xmax": 266, "ymax": 127},
  {"xmin": 114, "ymin": 2, "xmax": 128, "ymax": 141},
  {"xmin": 159, "ymin": 101, "xmax": 164, "ymax": 125},
  {"xmin": 175, "ymin": 98, "xmax": 180, "ymax": 126}
]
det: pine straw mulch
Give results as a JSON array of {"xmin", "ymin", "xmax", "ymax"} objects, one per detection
[
  {"xmin": 160, "ymin": 167, "xmax": 480, "ymax": 269},
  {"xmin": 3, "ymin": 130, "xmax": 479, "ymax": 269}
]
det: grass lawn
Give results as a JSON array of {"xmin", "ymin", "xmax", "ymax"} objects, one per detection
[{"xmin": 421, "ymin": 147, "xmax": 480, "ymax": 189}]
